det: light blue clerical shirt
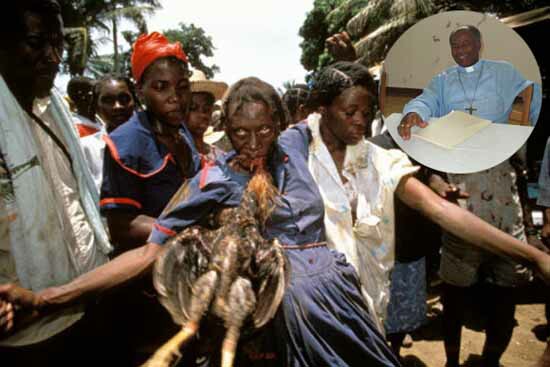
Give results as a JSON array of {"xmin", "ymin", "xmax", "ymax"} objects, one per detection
[{"xmin": 403, "ymin": 59, "xmax": 542, "ymax": 125}]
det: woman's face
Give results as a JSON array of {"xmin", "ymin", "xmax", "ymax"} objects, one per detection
[
  {"xmin": 323, "ymin": 85, "xmax": 375, "ymax": 146},
  {"xmin": 96, "ymin": 79, "xmax": 135, "ymax": 131},
  {"xmin": 138, "ymin": 60, "xmax": 191, "ymax": 127},
  {"xmin": 227, "ymin": 101, "xmax": 278, "ymax": 170},
  {"xmin": 187, "ymin": 92, "xmax": 214, "ymax": 137}
]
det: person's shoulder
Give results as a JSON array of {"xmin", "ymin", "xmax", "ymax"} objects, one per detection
[
  {"xmin": 108, "ymin": 111, "xmax": 147, "ymax": 140},
  {"xmin": 483, "ymin": 59, "xmax": 517, "ymax": 73},
  {"xmin": 279, "ymin": 121, "xmax": 311, "ymax": 147},
  {"xmin": 439, "ymin": 64, "xmax": 460, "ymax": 78},
  {"xmin": 104, "ymin": 112, "xmax": 154, "ymax": 162}
]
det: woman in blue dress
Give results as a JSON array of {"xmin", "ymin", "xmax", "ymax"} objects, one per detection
[{"xmin": 149, "ymin": 76, "xmax": 401, "ymax": 366}]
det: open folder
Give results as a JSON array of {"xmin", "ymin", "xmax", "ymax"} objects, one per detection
[{"xmin": 412, "ymin": 110, "xmax": 492, "ymax": 149}]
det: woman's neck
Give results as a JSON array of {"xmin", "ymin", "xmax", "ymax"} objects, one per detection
[
  {"xmin": 192, "ymin": 132, "xmax": 209, "ymax": 155},
  {"xmin": 319, "ymin": 118, "xmax": 346, "ymax": 154}
]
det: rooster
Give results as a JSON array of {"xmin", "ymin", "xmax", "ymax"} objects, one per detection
[{"xmin": 143, "ymin": 166, "xmax": 290, "ymax": 367}]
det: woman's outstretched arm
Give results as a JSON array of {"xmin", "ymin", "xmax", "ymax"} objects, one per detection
[{"xmin": 396, "ymin": 175, "xmax": 550, "ymax": 281}]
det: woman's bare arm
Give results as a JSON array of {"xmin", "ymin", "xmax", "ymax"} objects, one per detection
[{"xmin": 396, "ymin": 175, "xmax": 550, "ymax": 280}]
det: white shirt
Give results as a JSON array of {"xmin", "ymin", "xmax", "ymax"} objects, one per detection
[{"xmin": 306, "ymin": 113, "xmax": 418, "ymax": 322}]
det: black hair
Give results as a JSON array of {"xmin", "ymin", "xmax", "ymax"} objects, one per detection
[
  {"xmin": 67, "ymin": 76, "xmax": 95, "ymax": 101},
  {"xmin": 449, "ymin": 25, "xmax": 482, "ymax": 44},
  {"xmin": 138, "ymin": 56, "xmax": 190, "ymax": 84},
  {"xmin": 222, "ymin": 77, "xmax": 290, "ymax": 132},
  {"xmin": 312, "ymin": 61, "xmax": 378, "ymax": 110},
  {"xmin": 91, "ymin": 73, "xmax": 139, "ymax": 116},
  {"xmin": 0, "ymin": 0, "xmax": 61, "ymax": 49},
  {"xmin": 282, "ymin": 84, "xmax": 312, "ymax": 118}
]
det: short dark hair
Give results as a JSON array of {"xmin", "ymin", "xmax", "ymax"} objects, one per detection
[
  {"xmin": 138, "ymin": 56, "xmax": 190, "ymax": 84},
  {"xmin": 91, "ymin": 73, "xmax": 138, "ymax": 115},
  {"xmin": 223, "ymin": 77, "xmax": 290, "ymax": 132},
  {"xmin": 312, "ymin": 61, "xmax": 378, "ymax": 110},
  {"xmin": 0, "ymin": 0, "xmax": 61, "ymax": 48},
  {"xmin": 67, "ymin": 76, "xmax": 95, "ymax": 101},
  {"xmin": 449, "ymin": 25, "xmax": 482, "ymax": 44},
  {"xmin": 282, "ymin": 84, "xmax": 312, "ymax": 118}
]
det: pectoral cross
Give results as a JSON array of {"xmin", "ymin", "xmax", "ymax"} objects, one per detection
[{"xmin": 465, "ymin": 105, "xmax": 477, "ymax": 114}]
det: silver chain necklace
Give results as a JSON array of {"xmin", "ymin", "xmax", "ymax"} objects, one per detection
[{"xmin": 457, "ymin": 61, "xmax": 484, "ymax": 115}]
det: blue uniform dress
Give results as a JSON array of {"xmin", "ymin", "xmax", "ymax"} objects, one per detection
[
  {"xmin": 403, "ymin": 59, "xmax": 542, "ymax": 125},
  {"xmin": 98, "ymin": 111, "xmax": 202, "ymax": 364},
  {"xmin": 150, "ymin": 125, "xmax": 401, "ymax": 367},
  {"xmin": 100, "ymin": 111, "xmax": 201, "ymax": 218}
]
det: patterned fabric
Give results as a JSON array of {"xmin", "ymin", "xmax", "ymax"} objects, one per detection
[
  {"xmin": 0, "ymin": 76, "xmax": 111, "ymax": 346},
  {"xmin": 403, "ymin": 59, "xmax": 542, "ymax": 125},
  {"xmin": 384, "ymin": 258, "xmax": 427, "ymax": 334},
  {"xmin": 150, "ymin": 125, "xmax": 401, "ymax": 367},
  {"xmin": 439, "ymin": 160, "xmax": 530, "ymax": 287},
  {"xmin": 72, "ymin": 113, "xmax": 103, "ymax": 138},
  {"xmin": 306, "ymin": 113, "xmax": 418, "ymax": 323}
]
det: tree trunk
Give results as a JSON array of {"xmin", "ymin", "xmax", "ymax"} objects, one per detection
[{"xmin": 113, "ymin": 16, "xmax": 119, "ymax": 73}]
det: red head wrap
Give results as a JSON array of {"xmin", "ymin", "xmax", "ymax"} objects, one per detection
[{"xmin": 131, "ymin": 32, "xmax": 188, "ymax": 82}]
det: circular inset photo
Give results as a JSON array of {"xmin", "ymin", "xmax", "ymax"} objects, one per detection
[{"xmin": 382, "ymin": 10, "xmax": 542, "ymax": 174}]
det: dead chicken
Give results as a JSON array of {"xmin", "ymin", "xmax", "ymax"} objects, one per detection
[{"xmin": 143, "ymin": 170, "xmax": 290, "ymax": 367}]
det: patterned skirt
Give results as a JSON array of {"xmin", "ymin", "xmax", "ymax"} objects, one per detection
[{"xmin": 384, "ymin": 258, "xmax": 427, "ymax": 335}]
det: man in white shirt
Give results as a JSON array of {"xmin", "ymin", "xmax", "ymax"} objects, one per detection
[{"xmin": 0, "ymin": 1, "xmax": 113, "ymax": 365}]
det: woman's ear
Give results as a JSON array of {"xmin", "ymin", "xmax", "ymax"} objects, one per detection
[
  {"xmin": 135, "ymin": 83, "xmax": 145, "ymax": 107},
  {"xmin": 318, "ymin": 106, "xmax": 327, "ymax": 117}
]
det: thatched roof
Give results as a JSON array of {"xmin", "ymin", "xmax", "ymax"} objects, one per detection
[
  {"xmin": 345, "ymin": 0, "xmax": 547, "ymax": 68},
  {"xmin": 346, "ymin": 0, "xmax": 435, "ymax": 67}
]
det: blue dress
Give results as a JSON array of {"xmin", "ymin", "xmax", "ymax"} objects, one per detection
[
  {"xmin": 100, "ymin": 111, "xmax": 201, "ymax": 218},
  {"xmin": 150, "ymin": 125, "xmax": 401, "ymax": 367}
]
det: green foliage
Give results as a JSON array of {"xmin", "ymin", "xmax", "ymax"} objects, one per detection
[
  {"xmin": 299, "ymin": 0, "xmax": 367, "ymax": 73},
  {"xmin": 60, "ymin": 0, "xmax": 161, "ymax": 75},
  {"xmin": 299, "ymin": 0, "xmax": 346, "ymax": 72},
  {"xmin": 163, "ymin": 23, "xmax": 220, "ymax": 79}
]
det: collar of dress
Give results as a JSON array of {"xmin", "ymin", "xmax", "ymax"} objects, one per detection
[{"xmin": 306, "ymin": 113, "xmax": 370, "ymax": 193}]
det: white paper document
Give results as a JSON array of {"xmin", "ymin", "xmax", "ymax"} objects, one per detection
[{"xmin": 412, "ymin": 110, "xmax": 492, "ymax": 149}]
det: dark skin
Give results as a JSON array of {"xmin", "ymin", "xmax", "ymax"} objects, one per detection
[
  {"xmin": 2, "ymin": 86, "xmax": 550, "ymax": 341},
  {"xmin": 71, "ymin": 82, "xmax": 95, "ymax": 121},
  {"xmin": 95, "ymin": 79, "xmax": 135, "ymax": 132},
  {"xmin": 319, "ymin": 85, "xmax": 374, "ymax": 183},
  {"xmin": 399, "ymin": 29, "xmax": 481, "ymax": 140},
  {"xmin": 107, "ymin": 60, "xmax": 192, "ymax": 249},
  {"xmin": 0, "ymin": 12, "xmax": 63, "ymax": 113},
  {"xmin": 226, "ymin": 101, "xmax": 279, "ymax": 173},
  {"xmin": 187, "ymin": 92, "xmax": 215, "ymax": 155}
]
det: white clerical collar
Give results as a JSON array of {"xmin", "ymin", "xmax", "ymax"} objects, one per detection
[{"xmin": 458, "ymin": 60, "xmax": 482, "ymax": 73}]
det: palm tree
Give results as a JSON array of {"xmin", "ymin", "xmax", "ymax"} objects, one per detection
[{"xmin": 61, "ymin": 0, "xmax": 161, "ymax": 75}]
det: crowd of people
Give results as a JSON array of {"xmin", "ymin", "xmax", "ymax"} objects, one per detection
[{"xmin": 0, "ymin": 1, "xmax": 549, "ymax": 367}]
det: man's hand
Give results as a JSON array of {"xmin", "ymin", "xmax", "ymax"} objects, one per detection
[
  {"xmin": 428, "ymin": 174, "xmax": 469, "ymax": 203},
  {"xmin": 0, "ymin": 284, "xmax": 41, "ymax": 336},
  {"xmin": 398, "ymin": 112, "xmax": 428, "ymax": 140},
  {"xmin": 325, "ymin": 32, "xmax": 357, "ymax": 62}
]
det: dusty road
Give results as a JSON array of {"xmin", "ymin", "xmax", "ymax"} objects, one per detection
[{"xmin": 400, "ymin": 286, "xmax": 548, "ymax": 367}]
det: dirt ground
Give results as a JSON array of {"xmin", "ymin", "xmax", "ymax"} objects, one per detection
[{"xmin": 399, "ymin": 285, "xmax": 548, "ymax": 367}]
